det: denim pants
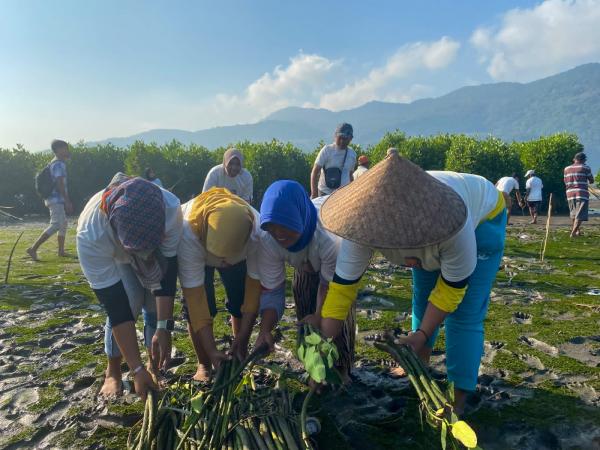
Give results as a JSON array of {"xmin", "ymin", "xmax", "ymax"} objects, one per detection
[
  {"xmin": 411, "ymin": 209, "xmax": 507, "ymax": 391},
  {"xmin": 104, "ymin": 263, "xmax": 157, "ymax": 358}
]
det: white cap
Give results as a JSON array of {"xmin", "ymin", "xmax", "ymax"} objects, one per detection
[{"xmin": 525, "ymin": 170, "xmax": 535, "ymax": 177}]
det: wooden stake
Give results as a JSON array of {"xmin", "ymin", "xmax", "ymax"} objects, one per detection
[{"xmin": 540, "ymin": 193, "xmax": 553, "ymax": 262}]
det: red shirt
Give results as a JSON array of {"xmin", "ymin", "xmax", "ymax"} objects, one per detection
[{"xmin": 564, "ymin": 163, "xmax": 594, "ymax": 200}]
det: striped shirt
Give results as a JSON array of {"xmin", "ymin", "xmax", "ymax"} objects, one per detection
[{"xmin": 564, "ymin": 163, "xmax": 594, "ymax": 200}]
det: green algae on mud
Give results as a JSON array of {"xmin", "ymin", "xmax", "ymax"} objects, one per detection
[{"xmin": 1, "ymin": 221, "xmax": 600, "ymax": 449}]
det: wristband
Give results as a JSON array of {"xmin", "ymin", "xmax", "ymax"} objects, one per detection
[
  {"xmin": 416, "ymin": 328, "xmax": 429, "ymax": 342},
  {"xmin": 132, "ymin": 365, "xmax": 144, "ymax": 376},
  {"xmin": 157, "ymin": 319, "xmax": 175, "ymax": 331}
]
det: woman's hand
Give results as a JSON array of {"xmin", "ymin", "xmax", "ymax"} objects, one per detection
[
  {"xmin": 230, "ymin": 337, "xmax": 249, "ymax": 361},
  {"xmin": 396, "ymin": 330, "xmax": 428, "ymax": 354},
  {"xmin": 133, "ymin": 367, "xmax": 159, "ymax": 401},
  {"xmin": 300, "ymin": 313, "xmax": 321, "ymax": 329},
  {"xmin": 151, "ymin": 329, "xmax": 172, "ymax": 371},
  {"xmin": 254, "ymin": 330, "xmax": 275, "ymax": 354},
  {"xmin": 208, "ymin": 350, "xmax": 230, "ymax": 370}
]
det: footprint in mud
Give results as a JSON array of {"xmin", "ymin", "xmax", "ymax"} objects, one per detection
[
  {"xmin": 66, "ymin": 376, "xmax": 98, "ymax": 395},
  {"xmin": 566, "ymin": 382, "xmax": 600, "ymax": 406},
  {"xmin": 519, "ymin": 336, "xmax": 559, "ymax": 356},
  {"xmin": 358, "ymin": 309, "xmax": 382, "ymax": 320},
  {"xmin": 482, "ymin": 341, "xmax": 505, "ymax": 365},
  {"xmin": 518, "ymin": 353, "xmax": 545, "ymax": 370},
  {"xmin": 559, "ymin": 336, "xmax": 600, "ymax": 367},
  {"xmin": 489, "ymin": 341, "xmax": 505, "ymax": 350},
  {"xmin": 363, "ymin": 333, "xmax": 383, "ymax": 342},
  {"xmin": 512, "ymin": 311, "xmax": 533, "ymax": 325}
]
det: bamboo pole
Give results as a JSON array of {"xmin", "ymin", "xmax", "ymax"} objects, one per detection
[{"xmin": 540, "ymin": 193, "xmax": 553, "ymax": 262}]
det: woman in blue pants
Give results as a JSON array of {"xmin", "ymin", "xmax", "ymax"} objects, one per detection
[{"xmin": 313, "ymin": 149, "xmax": 506, "ymax": 413}]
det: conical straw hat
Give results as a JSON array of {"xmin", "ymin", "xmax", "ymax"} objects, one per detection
[{"xmin": 320, "ymin": 150, "xmax": 467, "ymax": 249}]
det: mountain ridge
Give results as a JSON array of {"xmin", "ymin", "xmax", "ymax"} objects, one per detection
[{"xmin": 95, "ymin": 63, "xmax": 600, "ymax": 168}]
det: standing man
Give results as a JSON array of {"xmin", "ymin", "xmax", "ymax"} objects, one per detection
[
  {"xmin": 353, "ymin": 155, "xmax": 370, "ymax": 180},
  {"xmin": 311, "ymin": 123, "xmax": 357, "ymax": 198},
  {"xmin": 524, "ymin": 170, "xmax": 543, "ymax": 224},
  {"xmin": 564, "ymin": 152, "xmax": 595, "ymax": 237},
  {"xmin": 27, "ymin": 139, "xmax": 73, "ymax": 261},
  {"xmin": 203, "ymin": 148, "xmax": 253, "ymax": 203},
  {"xmin": 495, "ymin": 173, "xmax": 524, "ymax": 225}
]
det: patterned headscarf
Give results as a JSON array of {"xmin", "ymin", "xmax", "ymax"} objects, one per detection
[{"xmin": 101, "ymin": 177, "xmax": 166, "ymax": 252}]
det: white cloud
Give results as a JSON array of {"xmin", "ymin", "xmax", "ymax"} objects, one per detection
[
  {"xmin": 471, "ymin": 0, "xmax": 600, "ymax": 81},
  {"xmin": 212, "ymin": 53, "xmax": 339, "ymax": 122},
  {"xmin": 318, "ymin": 37, "xmax": 460, "ymax": 111}
]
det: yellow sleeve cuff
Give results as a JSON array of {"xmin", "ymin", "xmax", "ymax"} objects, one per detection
[
  {"xmin": 321, "ymin": 281, "xmax": 359, "ymax": 320},
  {"xmin": 429, "ymin": 276, "xmax": 467, "ymax": 313},
  {"xmin": 241, "ymin": 276, "xmax": 261, "ymax": 315},
  {"xmin": 182, "ymin": 286, "xmax": 212, "ymax": 332}
]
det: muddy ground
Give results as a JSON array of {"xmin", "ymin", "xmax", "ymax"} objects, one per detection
[{"xmin": 0, "ymin": 217, "xmax": 599, "ymax": 450}]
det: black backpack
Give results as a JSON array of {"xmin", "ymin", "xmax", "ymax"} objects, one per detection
[{"xmin": 35, "ymin": 164, "xmax": 55, "ymax": 199}]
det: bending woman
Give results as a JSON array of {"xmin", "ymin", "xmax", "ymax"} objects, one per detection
[
  {"xmin": 316, "ymin": 150, "xmax": 506, "ymax": 412},
  {"xmin": 177, "ymin": 188, "xmax": 262, "ymax": 380},
  {"xmin": 255, "ymin": 180, "xmax": 356, "ymax": 380},
  {"xmin": 77, "ymin": 175, "xmax": 183, "ymax": 399}
]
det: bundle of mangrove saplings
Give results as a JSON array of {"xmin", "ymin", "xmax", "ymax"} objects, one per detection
[
  {"xmin": 374, "ymin": 333, "xmax": 480, "ymax": 450},
  {"xmin": 128, "ymin": 343, "xmax": 314, "ymax": 450}
]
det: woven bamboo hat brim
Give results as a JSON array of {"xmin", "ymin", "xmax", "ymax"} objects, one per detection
[{"xmin": 320, "ymin": 152, "xmax": 467, "ymax": 249}]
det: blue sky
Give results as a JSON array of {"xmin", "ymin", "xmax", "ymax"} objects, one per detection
[{"xmin": 2, "ymin": 0, "xmax": 600, "ymax": 150}]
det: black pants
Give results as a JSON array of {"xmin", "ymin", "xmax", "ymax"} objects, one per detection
[
  {"xmin": 292, "ymin": 269, "xmax": 356, "ymax": 374},
  {"xmin": 182, "ymin": 260, "xmax": 247, "ymax": 322}
]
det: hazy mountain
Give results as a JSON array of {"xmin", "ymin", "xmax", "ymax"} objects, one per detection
[{"xmin": 97, "ymin": 63, "xmax": 600, "ymax": 167}]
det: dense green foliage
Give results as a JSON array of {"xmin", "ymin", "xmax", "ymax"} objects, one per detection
[
  {"xmin": 446, "ymin": 135, "xmax": 523, "ymax": 182},
  {"xmin": 514, "ymin": 133, "xmax": 583, "ymax": 212},
  {"xmin": 0, "ymin": 132, "xmax": 588, "ymax": 215}
]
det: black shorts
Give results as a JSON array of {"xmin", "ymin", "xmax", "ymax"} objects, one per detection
[
  {"xmin": 527, "ymin": 201, "xmax": 541, "ymax": 213},
  {"xmin": 181, "ymin": 260, "xmax": 247, "ymax": 322}
]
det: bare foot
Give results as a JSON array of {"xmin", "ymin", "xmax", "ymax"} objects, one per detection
[
  {"xmin": 99, "ymin": 375, "xmax": 122, "ymax": 397},
  {"xmin": 192, "ymin": 364, "xmax": 211, "ymax": 382},
  {"xmin": 26, "ymin": 248, "xmax": 39, "ymax": 261},
  {"xmin": 58, "ymin": 252, "xmax": 69, "ymax": 257},
  {"xmin": 389, "ymin": 366, "xmax": 407, "ymax": 378}
]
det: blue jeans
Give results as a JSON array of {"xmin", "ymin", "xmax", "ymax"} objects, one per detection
[
  {"xmin": 411, "ymin": 210, "xmax": 507, "ymax": 391},
  {"xmin": 104, "ymin": 263, "xmax": 157, "ymax": 358}
]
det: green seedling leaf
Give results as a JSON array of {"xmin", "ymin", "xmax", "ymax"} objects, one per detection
[
  {"xmin": 190, "ymin": 394, "xmax": 203, "ymax": 413},
  {"xmin": 451, "ymin": 421, "xmax": 477, "ymax": 448},
  {"xmin": 326, "ymin": 352, "xmax": 334, "ymax": 369},
  {"xmin": 440, "ymin": 421, "xmax": 447, "ymax": 450},
  {"xmin": 304, "ymin": 333, "xmax": 322, "ymax": 345},
  {"xmin": 297, "ymin": 344, "xmax": 306, "ymax": 361}
]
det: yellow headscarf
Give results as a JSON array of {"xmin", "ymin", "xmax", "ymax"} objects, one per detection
[{"xmin": 188, "ymin": 188, "xmax": 253, "ymax": 258}]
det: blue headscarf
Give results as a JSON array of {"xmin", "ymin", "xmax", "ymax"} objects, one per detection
[{"xmin": 260, "ymin": 180, "xmax": 317, "ymax": 253}]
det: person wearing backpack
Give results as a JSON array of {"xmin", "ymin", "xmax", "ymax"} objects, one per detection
[
  {"xmin": 27, "ymin": 139, "xmax": 73, "ymax": 261},
  {"xmin": 310, "ymin": 123, "xmax": 357, "ymax": 198}
]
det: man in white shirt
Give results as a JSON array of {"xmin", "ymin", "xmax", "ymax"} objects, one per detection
[
  {"xmin": 311, "ymin": 123, "xmax": 357, "ymax": 198},
  {"xmin": 353, "ymin": 155, "xmax": 370, "ymax": 180},
  {"xmin": 525, "ymin": 169, "xmax": 544, "ymax": 224},
  {"xmin": 495, "ymin": 173, "xmax": 524, "ymax": 224},
  {"xmin": 203, "ymin": 148, "xmax": 253, "ymax": 203}
]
